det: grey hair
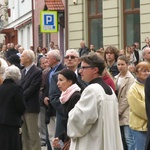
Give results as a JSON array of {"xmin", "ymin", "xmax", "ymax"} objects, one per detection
[
  {"xmin": 4, "ymin": 65, "xmax": 21, "ymax": 81},
  {"xmin": 65, "ymin": 49, "xmax": 79, "ymax": 57},
  {"xmin": 0, "ymin": 58, "xmax": 8, "ymax": 80},
  {"xmin": 23, "ymin": 49, "xmax": 35, "ymax": 62},
  {"xmin": 80, "ymin": 40, "xmax": 85, "ymax": 44},
  {"xmin": 18, "ymin": 46, "xmax": 24, "ymax": 53},
  {"xmin": 47, "ymin": 50, "xmax": 61, "ymax": 61},
  {"xmin": 143, "ymin": 47, "xmax": 150, "ymax": 56}
]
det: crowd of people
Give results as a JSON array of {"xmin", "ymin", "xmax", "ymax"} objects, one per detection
[{"xmin": 0, "ymin": 38, "xmax": 150, "ymax": 150}]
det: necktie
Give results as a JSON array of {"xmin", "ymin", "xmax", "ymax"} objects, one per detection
[{"xmin": 22, "ymin": 69, "xmax": 26, "ymax": 78}]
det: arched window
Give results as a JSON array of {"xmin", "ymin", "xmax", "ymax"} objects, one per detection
[
  {"xmin": 123, "ymin": 0, "xmax": 140, "ymax": 47},
  {"xmin": 88, "ymin": 0, "xmax": 103, "ymax": 50}
]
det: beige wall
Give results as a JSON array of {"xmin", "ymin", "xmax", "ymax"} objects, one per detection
[
  {"xmin": 67, "ymin": 0, "xmax": 149, "ymax": 50},
  {"xmin": 140, "ymin": 0, "xmax": 150, "ymax": 48},
  {"xmin": 67, "ymin": 0, "xmax": 122, "ymax": 50},
  {"xmin": 68, "ymin": 0, "xmax": 87, "ymax": 50},
  {"xmin": 103, "ymin": 0, "xmax": 120, "ymax": 49}
]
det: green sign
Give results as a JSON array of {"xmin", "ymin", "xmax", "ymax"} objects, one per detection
[{"xmin": 40, "ymin": 11, "xmax": 58, "ymax": 33}]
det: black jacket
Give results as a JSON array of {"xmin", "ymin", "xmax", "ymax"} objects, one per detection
[
  {"xmin": 0, "ymin": 79, "xmax": 26, "ymax": 127},
  {"xmin": 59, "ymin": 91, "xmax": 81, "ymax": 142},
  {"xmin": 44, "ymin": 63, "xmax": 65, "ymax": 124},
  {"xmin": 145, "ymin": 75, "xmax": 150, "ymax": 150},
  {"xmin": 49, "ymin": 69, "xmax": 87, "ymax": 116},
  {"xmin": 78, "ymin": 46, "xmax": 90, "ymax": 57},
  {"xmin": 5, "ymin": 48, "xmax": 18, "ymax": 58},
  {"xmin": 20, "ymin": 65, "xmax": 42, "ymax": 113}
]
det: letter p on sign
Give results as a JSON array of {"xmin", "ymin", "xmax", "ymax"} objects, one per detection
[{"xmin": 44, "ymin": 15, "xmax": 54, "ymax": 26}]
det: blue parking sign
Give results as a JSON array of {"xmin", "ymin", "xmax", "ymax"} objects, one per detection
[
  {"xmin": 44, "ymin": 15, "xmax": 54, "ymax": 26},
  {"xmin": 40, "ymin": 11, "xmax": 58, "ymax": 33}
]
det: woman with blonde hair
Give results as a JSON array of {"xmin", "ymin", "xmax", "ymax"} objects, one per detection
[
  {"xmin": 125, "ymin": 46, "xmax": 136, "ymax": 65},
  {"xmin": 128, "ymin": 62, "xmax": 150, "ymax": 150}
]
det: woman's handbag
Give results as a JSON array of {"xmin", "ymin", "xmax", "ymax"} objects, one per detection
[{"xmin": 62, "ymin": 139, "xmax": 71, "ymax": 150}]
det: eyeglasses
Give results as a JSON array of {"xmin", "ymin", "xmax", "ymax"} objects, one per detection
[
  {"xmin": 79, "ymin": 66, "xmax": 96, "ymax": 70},
  {"xmin": 64, "ymin": 55, "xmax": 78, "ymax": 59}
]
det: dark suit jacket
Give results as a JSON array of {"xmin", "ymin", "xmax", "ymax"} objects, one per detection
[
  {"xmin": 142, "ymin": 45, "xmax": 150, "ymax": 50},
  {"xmin": 145, "ymin": 75, "xmax": 150, "ymax": 150},
  {"xmin": 107, "ymin": 62, "xmax": 119, "ymax": 77},
  {"xmin": 40, "ymin": 68, "xmax": 50, "ymax": 106},
  {"xmin": 0, "ymin": 79, "xmax": 26, "ymax": 127},
  {"xmin": 134, "ymin": 50, "xmax": 139, "ymax": 65},
  {"xmin": 44, "ymin": 63, "xmax": 65, "ymax": 123},
  {"xmin": 20, "ymin": 64, "xmax": 42, "ymax": 113},
  {"xmin": 44, "ymin": 63, "xmax": 65, "ymax": 99},
  {"xmin": 78, "ymin": 46, "xmax": 90, "ymax": 57},
  {"xmin": 5, "ymin": 48, "xmax": 18, "ymax": 58}
]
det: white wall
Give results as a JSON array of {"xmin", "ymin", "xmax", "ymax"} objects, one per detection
[
  {"xmin": 8, "ymin": 0, "xmax": 31, "ymax": 22},
  {"xmin": 6, "ymin": 0, "xmax": 32, "ymax": 48},
  {"xmin": 0, "ymin": 0, "xmax": 8, "ymax": 45},
  {"xmin": 18, "ymin": 23, "xmax": 32, "ymax": 49}
]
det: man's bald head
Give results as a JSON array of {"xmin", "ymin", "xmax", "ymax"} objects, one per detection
[{"xmin": 143, "ymin": 47, "xmax": 150, "ymax": 63}]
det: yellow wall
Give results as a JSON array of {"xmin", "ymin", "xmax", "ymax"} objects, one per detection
[
  {"xmin": 67, "ymin": 0, "xmax": 150, "ymax": 50},
  {"xmin": 103, "ymin": 0, "xmax": 120, "ymax": 48},
  {"xmin": 68, "ymin": 0, "xmax": 85, "ymax": 50},
  {"xmin": 140, "ymin": 0, "xmax": 150, "ymax": 48}
]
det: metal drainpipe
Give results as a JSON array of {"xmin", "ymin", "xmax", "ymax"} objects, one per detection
[
  {"xmin": 32, "ymin": 0, "xmax": 35, "ymax": 50},
  {"xmin": 65, "ymin": 0, "xmax": 68, "ymax": 50}
]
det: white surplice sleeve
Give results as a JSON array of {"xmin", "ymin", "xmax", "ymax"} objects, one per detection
[{"xmin": 67, "ymin": 85, "xmax": 101, "ymax": 139}]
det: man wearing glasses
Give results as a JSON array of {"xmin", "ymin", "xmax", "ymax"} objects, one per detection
[{"xmin": 67, "ymin": 53, "xmax": 123, "ymax": 150}]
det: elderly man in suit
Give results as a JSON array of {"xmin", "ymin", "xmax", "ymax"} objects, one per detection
[
  {"xmin": 78, "ymin": 40, "xmax": 90, "ymax": 57},
  {"xmin": 5, "ymin": 43, "xmax": 18, "ymax": 58},
  {"xmin": 43, "ymin": 50, "xmax": 65, "ymax": 149},
  {"xmin": 143, "ymin": 47, "xmax": 150, "ymax": 64},
  {"xmin": 20, "ymin": 49, "xmax": 42, "ymax": 150}
]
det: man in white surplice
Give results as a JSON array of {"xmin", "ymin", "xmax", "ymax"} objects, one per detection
[{"xmin": 67, "ymin": 53, "xmax": 123, "ymax": 150}]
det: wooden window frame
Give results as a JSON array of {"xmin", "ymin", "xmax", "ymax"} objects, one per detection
[
  {"xmin": 88, "ymin": 0, "xmax": 103, "ymax": 48},
  {"xmin": 123, "ymin": 0, "xmax": 140, "ymax": 47}
]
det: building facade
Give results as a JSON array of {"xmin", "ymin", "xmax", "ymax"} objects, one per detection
[
  {"xmin": 1, "ymin": 0, "xmax": 65, "ymax": 54},
  {"xmin": 34, "ymin": 0, "xmax": 65, "ymax": 54},
  {"xmin": 0, "ymin": 0, "xmax": 32, "ymax": 49},
  {"xmin": 67, "ymin": 0, "xmax": 150, "ymax": 50},
  {"xmin": 0, "ymin": 0, "xmax": 8, "ymax": 46},
  {"xmin": 1, "ymin": 0, "xmax": 150, "ymax": 52}
]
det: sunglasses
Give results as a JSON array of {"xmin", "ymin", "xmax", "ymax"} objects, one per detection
[{"xmin": 64, "ymin": 55, "xmax": 78, "ymax": 59}]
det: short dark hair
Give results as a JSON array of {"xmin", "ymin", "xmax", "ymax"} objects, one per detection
[{"xmin": 80, "ymin": 53, "xmax": 105, "ymax": 75}]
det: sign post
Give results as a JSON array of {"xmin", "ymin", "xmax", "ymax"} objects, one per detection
[{"xmin": 40, "ymin": 11, "xmax": 58, "ymax": 33}]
